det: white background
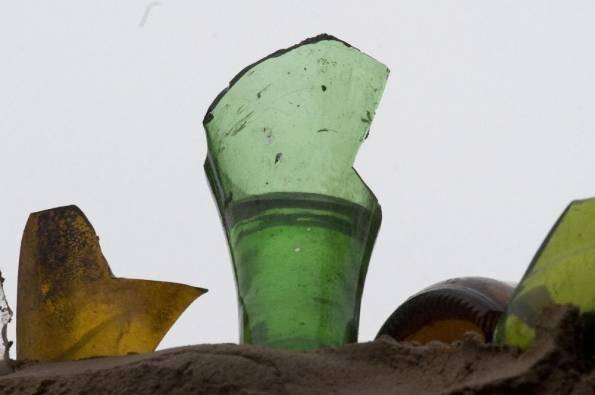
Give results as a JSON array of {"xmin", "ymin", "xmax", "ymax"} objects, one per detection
[{"xmin": 1, "ymin": 1, "xmax": 595, "ymax": 356}]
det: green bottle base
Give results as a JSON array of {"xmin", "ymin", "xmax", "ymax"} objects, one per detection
[{"xmin": 225, "ymin": 193, "xmax": 381, "ymax": 350}]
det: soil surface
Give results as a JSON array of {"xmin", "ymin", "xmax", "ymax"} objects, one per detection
[{"xmin": 0, "ymin": 306, "xmax": 593, "ymax": 394}]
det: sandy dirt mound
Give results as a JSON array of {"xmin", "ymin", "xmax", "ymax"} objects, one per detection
[{"xmin": 0, "ymin": 306, "xmax": 593, "ymax": 394}]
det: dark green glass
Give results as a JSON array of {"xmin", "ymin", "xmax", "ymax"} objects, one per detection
[
  {"xmin": 204, "ymin": 35, "xmax": 389, "ymax": 350},
  {"xmin": 495, "ymin": 198, "xmax": 595, "ymax": 353}
]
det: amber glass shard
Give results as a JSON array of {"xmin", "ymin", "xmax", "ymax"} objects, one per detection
[
  {"xmin": 204, "ymin": 34, "xmax": 389, "ymax": 350},
  {"xmin": 17, "ymin": 206, "xmax": 207, "ymax": 361},
  {"xmin": 495, "ymin": 198, "xmax": 595, "ymax": 354},
  {"xmin": 377, "ymin": 277, "xmax": 515, "ymax": 344}
]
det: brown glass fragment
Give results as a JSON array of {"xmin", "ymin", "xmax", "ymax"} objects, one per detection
[
  {"xmin": 16, "ymin": 205, "xmax": 207, "ymax": 361},
  {"xmin": 376, "ymin": 277, "xmax": 514, "ymax": 344}
]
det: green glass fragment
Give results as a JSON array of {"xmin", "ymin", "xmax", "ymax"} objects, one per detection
[
  {"xmin": 494, "ymin": 198, "xmax": 595, "ymax": 353},
  {"xmin": 204, "ymin": 34, "xmax": 389, "ymax": 350}
]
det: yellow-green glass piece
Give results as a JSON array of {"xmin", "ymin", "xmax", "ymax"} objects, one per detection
[
  {"xmin": 495, "ymin": 198, "xmax": 595, "ymax": 352},
  {"xmin": 17, "ymin": 205, "xmax": 207, "ymax": 361}
]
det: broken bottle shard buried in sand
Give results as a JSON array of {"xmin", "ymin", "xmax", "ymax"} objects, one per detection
[
  {"xmin": 204, "ymin": 34, "xmax": 389, "ymax": 350},
  {"xmin": 0, "ymin": 271, "xmax": 13, "ymax": 374},
  {"xmin": 495, "ymin": 198, "xmax": 595, "ymax": 354},
  {"xmin": 376, "ymin": 277, "xmax": 515, "ymax": 344},
  {"xmin": 17, "ymin": 205, "xmax": 207, "ymax": 361}
]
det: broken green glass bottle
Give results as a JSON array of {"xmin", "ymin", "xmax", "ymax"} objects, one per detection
[
  {"xmin": 204, "ymin": 34, "xmax": 389, "ymax": 350},
  {"xmin": 494, "ymin": 198, "xmax": 595, "ymax": 354}
]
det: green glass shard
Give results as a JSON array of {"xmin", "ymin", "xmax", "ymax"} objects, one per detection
[
  {"xmin": 495, "ymin": 198, "xmax": 595, "ymax": 353},
  {"xmin": 204, "ymin": 34, "xmax": 389, "ymax": 350}
]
